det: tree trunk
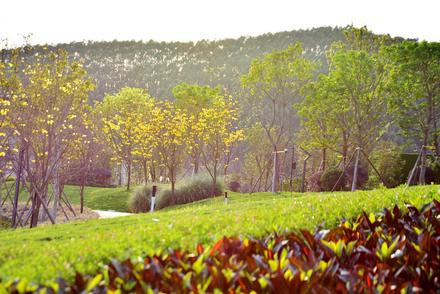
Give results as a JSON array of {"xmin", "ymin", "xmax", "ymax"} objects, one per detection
[
  {"xmin": 149, "ymin": 161, "xmax": 156, "ymax": 182},
  {"xmin": 171, "ymin": 180, "xmax": 175, "ymax": 196},
  {"xmin": 419, "ymin": 134, "xmax": 428, "ymax": 185},
  {"xmin": 212, "ymin": 166, "xmax": 217, "ymax": 197},
  {"xmin": 192, "ymin": 155, "xmax": 199, "ymax": 177},
  {"xmin": 432, "ymin": 103, "xmax": 440, "ymax": 157},
  {"xmin": 143, "ymin": 159, "xmax": 148, "ymax": 184},
  {"xmin": 52, "ymin": 153, "xmax": 62, "ymax": 222},
  {"xmin": 80, "ymin": 175, "xmax": 85, "ymax": 214},
  {"xmin": 321, "ymin": 148, "xmax": 327, "ymax": 171},
  {"xmin": 118, "ymin": 164, "xmax": 122, "ymax": 186},
  {"xmin": 30, "ymin": 191, "xmax": 40, "ymax": 228},
  {"xmin": 126, "ymin": 160, "xmax": 131, "ymax": 190},
  {"xmin": 271, "ymin": 149, "xmax": 278, "ymax": 193}
]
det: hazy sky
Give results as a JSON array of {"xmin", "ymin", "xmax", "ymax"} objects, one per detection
[{"xmin": 1, "ymin": 0, "xmax": 439, "ymax": 46}]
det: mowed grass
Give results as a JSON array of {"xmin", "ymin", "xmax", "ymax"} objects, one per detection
[
  {"xmin": 0, "ymin": 185, "xmax": 439, "ymax": 283},
  {"xmin": 1, "ymin": 182, "xmax": 174, "ymax": 212},
  {"xmin": 1, "ymin": 184, "xmax": 132, "ymax": 212}
]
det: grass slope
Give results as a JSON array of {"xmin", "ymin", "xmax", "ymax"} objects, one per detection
[
  {"xmin": 0, "ymin": 185, "xmax": 439, "ymax": 283},
  {"xmin": 1, "ymin": 184, "xmax": 131, "ymax": 212},
  {"xmin": 63, "ymin": 185, "xmax": 131, "ymax": 212}
]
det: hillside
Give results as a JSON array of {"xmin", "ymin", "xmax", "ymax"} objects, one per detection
[{"xmin": 20, "ymin": 27, "xmax": 346, "ymax": 99}]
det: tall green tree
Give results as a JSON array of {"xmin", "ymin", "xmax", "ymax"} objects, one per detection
[
  {"xmin": 241, "ymin": 43, "xmax": 315, "ymax": 190},
  {"xmin": 386, "ymin": 41, "xmax": 440, "ymax": 183},
  {"xmin": 241, "ymin": 43, "xmax": 316, "ymax": 152},
  {"xmin": 325, "ymin": 49, "xmax": 390, "ymax": 157}
]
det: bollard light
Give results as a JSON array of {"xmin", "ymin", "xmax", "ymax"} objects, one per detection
[{"xmin": 150, "ymin": 185, "xmax": 157, "ymax": 213}]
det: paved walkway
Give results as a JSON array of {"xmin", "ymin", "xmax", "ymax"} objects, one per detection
[{"xmin": 93, "ymin": 210, "xmax": 133, "ymax": 219}]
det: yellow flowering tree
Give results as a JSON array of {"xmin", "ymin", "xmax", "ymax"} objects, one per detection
[
  {"xmin": 197, "ymin": 95, "xmax": 244, "ymax": 188},
  {"xmin": 172, "ymin": 83, "xmax": 220, "ymax": 175},
  {"xmin": 4, "ymin": 48, "xmax": 94, "ymax": 227},
  {"xmin": 96, "ymin": 87, "xmax": 156, "ymax": 190},
  {"xmin": 152, "ymin": 101, "xmax": 188, "ymax": 195}
]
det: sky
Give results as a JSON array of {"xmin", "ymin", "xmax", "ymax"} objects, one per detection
[{"xmin": 1, "ymin": 0, "xmax": 439, "ymax": 47}]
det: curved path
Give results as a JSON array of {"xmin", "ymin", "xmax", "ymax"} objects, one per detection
[{"xmin": 93, "ymin": 210, "xmax": 133, "ymax": 219}]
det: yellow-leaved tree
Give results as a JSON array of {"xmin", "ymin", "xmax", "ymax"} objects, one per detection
[
  {"xmin": 152, "ymin": 101, "xmax": 188, "ymax": 195},
  {"xmin": 96, "ymin": 87, "xmax": 156, "ymax": 190},
  {"xmin": 4, "ymin": 48, "xmax": 94, "ymax": 227},
  {"xmin": 196, "ymin": 94, "xmax": 244, "ymax": 190}
]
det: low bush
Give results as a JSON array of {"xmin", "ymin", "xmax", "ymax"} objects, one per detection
[
  {"xmin": 128, "ymin": 185, "xmax": 152, "ymax": 213},
  {"xmin": 157, "ymin": 176, "xmax": 224, "ymax": 209},
  {"xmin": 64, "ymin": 166, "xmax": 113, "ymax": 187},
  {"xmin": 227, "ymin": 181, "xmax": 241, "ymax": 192},
  {"xmin": 320, "ymin": 168, "xmax": 346, "ymax": 191},
  {"xmin": 368, "ymin": 141, "xmax": 405, "ymax": 188},
  {"xmin": 281, "ymin": 177, "xmax": 303, "ymax": 192},
  {"xmin": 8, "ymin": 200, "xmax": 440, "ymax": 292},
  {"xmin": 345, "ymin": 165, "xmax": 369, "ymax": 189},
  {"xmin": 408, "ymin": 166, "xmax": 436, "ymax": 185},
  {"xmin": 308, "ymin": 172, "xmax": 323, "ymax": 192}
]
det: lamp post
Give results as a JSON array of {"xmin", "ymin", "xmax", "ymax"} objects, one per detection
[{"xmin": 272, "ymin": 149, "xmax": 288, "ymax": 193}]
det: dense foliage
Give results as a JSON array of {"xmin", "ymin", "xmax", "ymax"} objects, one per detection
[
  {"xmin": 320, "ymin": 168, "xmax": 346, "ymax": 191},
  {"xmin": 3, "ymin": 198, "xmax": 440, "ymax": 292}
]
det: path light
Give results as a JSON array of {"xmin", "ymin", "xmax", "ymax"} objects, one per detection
[
  {"xmin": 150, "ymin": 185, "xmax": 157, "ymax": 213},
  {"xmin": 224, "ymin": 191, "xmax": 228, "ymax": 204}
]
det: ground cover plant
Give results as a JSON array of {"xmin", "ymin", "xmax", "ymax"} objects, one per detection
[
  {"xmin": 0, "ymin": 185, "xmax": 438, "ymax": 284},
  {"xmin": 2, "ymin": 195, "xmax": 440, "ymax": 292}
]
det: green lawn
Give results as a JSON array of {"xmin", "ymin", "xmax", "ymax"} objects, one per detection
[
  {"xmin": 1, "ymin": 184, "xmax": 132, "ymax": 212},
  {"xmin": 1, "ymin": 182, "xmax": 174, "ymax": 212},
  {"xmin": 63, "ymin": 185, "xmax": 131, "ymax": 212},
  {"xmin": 0, "ymin": 185, "xmax": 439, "ymax": 283}
]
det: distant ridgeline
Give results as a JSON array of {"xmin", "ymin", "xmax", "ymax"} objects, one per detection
[{"xmin": 8, "ymin": 27, "xmax": 346, "ymax": 100}]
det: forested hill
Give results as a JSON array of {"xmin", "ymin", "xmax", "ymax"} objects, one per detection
[{"xmin": 35, "ymin": 27, "xmax": 346, "ymax": 99}]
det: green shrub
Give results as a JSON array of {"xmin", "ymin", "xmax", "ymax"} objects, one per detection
[
  {"xmin": 227, "ymin": 181, "xmax": 241, "ymax": 192},
  {"xmin": 345, "ymin": 165, "xmax": 369, "ymax": 189},
  {"xmin": 128, "ymin": 185, "xmax": 152, "ymax": 213},
  {"xmin": 157, "ymin": 176, "xmax": 224, "ymax": 209},
  {"xmin": 367, "ymin": 141, "xmax": 406, "ymax": 188},
  {"xmin": 320, "ymin": 168, "xmax": 346, "ymax": 191},
  {"xmin": 308, "ymin": 172, "xmax": 323, "ymax": 192},
  {"xmin": 281, "ymin": 177, "xmax": 303, "ymax": 192}
]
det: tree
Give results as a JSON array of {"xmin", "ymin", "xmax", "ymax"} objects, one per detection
[
  {"xmin": 172, "ymin": 83, "xmax": 220, "ymax": 175},
  {"xmin": 386, "ymin": 41, "xmax": 440, "ymax": 183},
  {"xmin": 196, "ymin": 95, "xmax": 244, "ymax": 189},
  {"xmin": 298, "ymin": 74, "xmax": 350, "ymax": 169},
  {"xmin": 241, "ymin": 43, "xmax": 316, "ymax": 190},
  {"xmin": 298, "ymin": 27, "xmax": 394, "ymax": 174},
  {"xmin": 152, "ymin": 101, "xmax": 188, "ymax": 195},
  {"xmin": 325, "ymin": 48, "xmax": 390, "ymax": 158},
  {"xmin": 96, "ymin": 87, "xmax": 155, "ymax": 190},
  {"xmin": 4, "ymin": 48, "xmax": 93, "ymax": 227}
]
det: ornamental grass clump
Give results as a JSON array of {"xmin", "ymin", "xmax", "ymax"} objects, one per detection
[
  {"xmin": 128, "ymin": 185, "xmax": 152, "ymax": 213},
  {"xmin": 157, "ymin": 176, "xmax": 224, "ymax": 209}
]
